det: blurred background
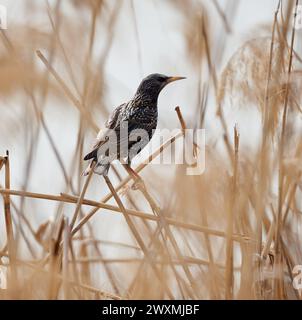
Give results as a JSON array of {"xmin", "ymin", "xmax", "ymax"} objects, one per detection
[{"xmin": 0, "ymin": 0, "xmax": 301, "ymax": 299}]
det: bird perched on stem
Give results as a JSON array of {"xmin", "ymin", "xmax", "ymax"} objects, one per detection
[{"xmin": 83, "ymin": 73, "xmax": 185, "ymax": 180}]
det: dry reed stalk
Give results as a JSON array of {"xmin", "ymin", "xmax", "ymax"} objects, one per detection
[
  {"xmin": 275, "ymin": 0, "xmax": 299, "ymax": 300},
  {"xmin": 1, "ymin": 29, "xmax": 75, "ymax": 194},
  {"xmin": 256, "ymin": 0, "xmax": 281, "ymax": 255},
  {"xmin": 73, "ymin": 238, "xmax": 140, "ymax": 251},
  {"xmin": 71, "ymin": 4, "xmax": 125, "ymax": 290},
  {"xmin": 280, "ymin": 238, "xmax": 301, "ymax": 300},
  {"xmin": 125, "ymin": 196, "xmax": 192, "ymax": 297},
  {"xmin": 10, "ymin": 211, "xmax": 36, "ymax": 259},
  {"xmin": 70, "ymin": 162, "xmax": 95, "ymax": 230},
  {"xmin": 2, "ymin": 151, "xmax": 17, "ymax": 292},
  {"xmin": 175, "ymin": 108, "xmax": 221, "ymax": 299},
  {"xmin": 212, "ymin": 0, "xmax": 231, "ymax": 33},
  {"xmin": 122, "ymin": 164, "xmax": 200, "ymax": 298},
  {"xmin": 48, "ymin": 216, "xmax": 64, "ymax": 299},
  {"xmin": 195, "ymin": 188, "xmax": 220, "ymax": 298},
  {"xmin": 175, "ymin": 106, "xmax": 187, "ymax": 135},
  {"xmin": 1, "ymin": 0, "xmax": 301, "ymax": 299},
  {"xmin": 67, "ymin": 233, "xmax": 82, "ymax": 298},
  {"xmin": 0, "ymin": 2, "xmax": 134, "ymax": 299},
  {"xmin": 0, "ymin": 187, "xmax": 40, "ymax": 257},
  {"xmin": 0, "ymin": 188, "xmax": 250, "ymax": 242},
  {"xmin": 62, "ymin": 217, "xmax": 70, "ymax": 299},
  {"xmin": 127, "ymin": 216, "xmax": 190, "ymax": 299},
  {"xmin": 126, "ymin": 219, "xmax": 192, "ymax": 299},
  {"xmin": 130, "ymin": 0, "xmax": 143, "ymax": 76},
  {"xmin": 103, "ymin": 175, "xmax": 174, "ymax": 299},
  {"xmin": 0, "ymin": 157, "xmax": 5, "ymax": 172},
  {"xmin": 201, "ymin": 13, "xmax": 233, "ymax": 162},
  {"xmin": 261, "ymin": 216, "xmax": 275, "ymax": 260},
  {"xmin": 170, "ymin": 106, "xmax": 208, "ymax": 296},
  {"xmin": 16, "ymin": 257, "xmax": 122, "ymax": 300},
  {"xmin": 252, "ymin": 2, "xmax": 282, "ymax": 300},
  {"xmin": 31, "ymin": 95, "xmax": 73, "ymax": 190},
  {"xmin": 46, "ymin": 0, "xmax": 82, "ymax": 98},
  {"xmin": 68, "ymin": 256, "xmax": 240, "ymax": 269},
  {"xmin": 282, "ymin": 177, "xmax": 301, "ymax": 226},
  {"xmin": 225, "ymin": 127, "xmax": 239, "ymax": 299},
  {"xmin": 18, "ymin": 0, "xmax": 62, "ymax": 226},
  {"xmin": 36, "ymin": 50, "xmax": 99, "ymax": 133}
]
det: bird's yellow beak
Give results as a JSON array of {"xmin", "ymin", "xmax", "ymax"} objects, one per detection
[{"xmin": 166, "ymin": 76, "xmax": 186, "ymax": 84}]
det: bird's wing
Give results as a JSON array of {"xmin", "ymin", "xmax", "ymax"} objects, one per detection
[
  {"xmin": 112, "ymin": 114, "xmax": 147, "ymax": 160},
  {"xmin": 105, "ymin": 103, "xmax": 125, "ymax": 129},
  {"xmin": 83, "ymin": 103, "xmax": 125, "ymax": 161}
]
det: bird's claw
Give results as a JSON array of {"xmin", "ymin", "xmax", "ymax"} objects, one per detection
[
  {"xmin": 118, "ymin": 185, "xmax": 131, "ymax": 197},
  {"xmin": 151, "ymin": 204, "xmax": 161, "ymax": 213},
  {"xmin": 118, "ymin": 178, "xmax": 145, "ymax": 196},
  {"xmin": 131, "ymin": 177, "xmax": 145, "ymax": 190}
]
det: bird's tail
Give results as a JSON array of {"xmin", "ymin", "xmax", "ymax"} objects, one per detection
[{"xmin": 83, "ymin": 149, "xmax": 97, "ymax": 161}]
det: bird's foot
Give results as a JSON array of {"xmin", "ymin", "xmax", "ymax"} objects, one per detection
[
  {"xmin": 150, "ymin": 203, "xmax": 161, "ymax": 214},
  {"xmin": 118, "ymin": 184, "xmax": 132, "ymax": 197},
  {"xmin": 118, "ymin": 178, "xmax": 146, "ymax": 196},
  {"xmin": 131, "ymin": 177, "xmax": 146, "ymax": 191}
]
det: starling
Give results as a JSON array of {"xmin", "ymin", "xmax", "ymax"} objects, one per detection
[{"xmin": 83, "ymin": 73, "xmax": 185, "ymax": 177}]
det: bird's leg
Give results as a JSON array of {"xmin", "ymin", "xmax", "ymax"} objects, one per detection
[
  {"xmin": 122, "ymin": 164, "xmax": 145, "ymax": 190},
  {"xmin": 122, "ymin": 164, "xmax": 161, "ymax": 213}
]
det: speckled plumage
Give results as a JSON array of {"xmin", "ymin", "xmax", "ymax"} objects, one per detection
[{"xmin": 83, "ymin": 73, "xmax": 185, "ymax": 176}]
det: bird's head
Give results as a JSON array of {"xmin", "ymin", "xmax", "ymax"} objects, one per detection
[{"xmin": 135, "ymin": 73, "xmax": 186, "ymax": 101}]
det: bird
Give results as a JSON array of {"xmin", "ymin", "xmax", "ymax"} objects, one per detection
[{"xmin": 83, "ymin": 73, "xmax": 186, "ymax": 179}]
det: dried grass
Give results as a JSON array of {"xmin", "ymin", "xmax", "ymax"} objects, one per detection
[{"xmin": 0, "ymin": 0, "xmax": 302, "ymax": 300}]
